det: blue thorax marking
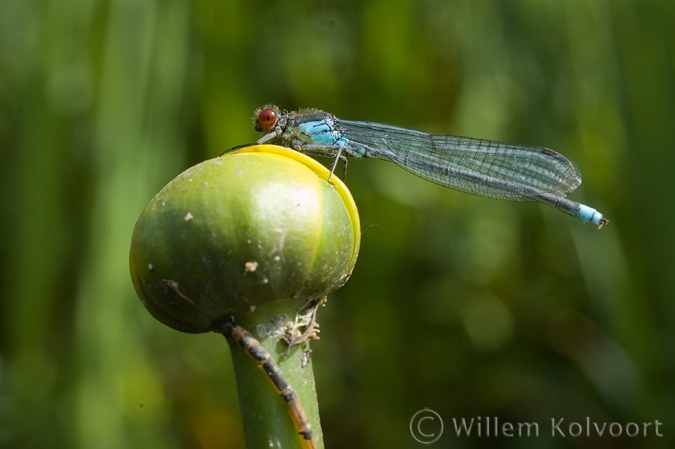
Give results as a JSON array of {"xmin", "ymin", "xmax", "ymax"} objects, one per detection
[{"xmin": 298, "ymin": 119, "xmax": 344, "ymax": 147}]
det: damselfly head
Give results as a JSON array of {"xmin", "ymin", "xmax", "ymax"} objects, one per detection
[{"xmin": 254, "ymin": 107, "xmax": 279, "ymax": 133}]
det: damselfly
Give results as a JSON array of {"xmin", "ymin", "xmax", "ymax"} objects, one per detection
[{"xmin": 244, "ymin": 105, "xmax": 608, "ymax": 228}]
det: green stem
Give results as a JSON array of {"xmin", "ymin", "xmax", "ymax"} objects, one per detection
[{"xmin": 223, "ymin": 299, "xmax": 324, "ymax": 449}]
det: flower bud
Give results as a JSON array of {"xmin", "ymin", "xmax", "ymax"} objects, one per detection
[{"xmin": 130, "ymin": 145, "xmax": 360, "ymax": 333}]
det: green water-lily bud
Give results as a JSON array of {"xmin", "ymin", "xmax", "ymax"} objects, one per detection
[{"xmin": 130, "ymin": 145, "xmax": 360, "ymax": 333}]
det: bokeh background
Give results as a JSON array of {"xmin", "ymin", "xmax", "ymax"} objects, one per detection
[{"xmin": 1, "ymin": 0, "xmax": 674, "ymax": 448}]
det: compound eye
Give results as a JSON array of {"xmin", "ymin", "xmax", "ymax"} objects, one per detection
[{"xmin": 255, "ymin": 108, "xmax": 278, "ymax": 132}]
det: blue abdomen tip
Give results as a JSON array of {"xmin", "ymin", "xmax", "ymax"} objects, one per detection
[{"xmin": 578, "ymin": 204, "xmax": 608, "ymax": 229}]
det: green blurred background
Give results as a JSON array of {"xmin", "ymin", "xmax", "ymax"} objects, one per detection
[{"xmin": 1, "ymin": 0, "xmax": 674, "ymax": 448}]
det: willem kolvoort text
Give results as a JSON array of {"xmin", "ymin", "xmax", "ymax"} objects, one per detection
[{"xmin": 451, "ymin": 416, "xmax": 663, "ymax": 438}]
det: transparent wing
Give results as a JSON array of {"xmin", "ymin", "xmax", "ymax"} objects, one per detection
[{"xmin": 338, "ymin": 119, "xmax": 582, "ymax": 201}]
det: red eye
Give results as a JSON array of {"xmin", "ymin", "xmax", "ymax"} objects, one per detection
[{"xmin": 255, "ymin": 108, "xmax": 278, "ymax": 132}]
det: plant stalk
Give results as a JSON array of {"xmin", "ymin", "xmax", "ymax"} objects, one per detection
[{"xmin": 223, "ymin": 299, "xmax": 324, "ymax": 449}]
